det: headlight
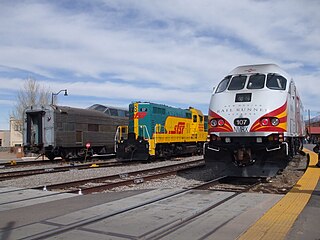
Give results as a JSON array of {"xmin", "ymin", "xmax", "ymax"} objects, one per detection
[
  {"xmin": 210, "ymin": 119, "xmax": 218, "ymax": 127},
  {"xmin": 271, "ymin": 118, "xmax": 279, "ymax": 126}
]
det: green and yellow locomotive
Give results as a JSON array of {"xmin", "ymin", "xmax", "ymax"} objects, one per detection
[{"xmin": 115, "ymin": 102, "xmax": 207, "ymax": 161}]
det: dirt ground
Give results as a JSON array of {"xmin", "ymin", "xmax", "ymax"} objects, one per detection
[
  {"xmin": 249, "ymin": 153, "xmax": 308, "ymax": 194},
  {"xmin": 0, "ymin": 151, "xmax": 19, "ymax": 160}
]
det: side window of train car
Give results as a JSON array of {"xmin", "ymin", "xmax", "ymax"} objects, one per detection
[
  {"xmin": 109, "ymin": 108, "xmax": 118, "ymax": 116},
  {"xmin": 104, "ymin": 108, "xmax": 111, "ymax": 115},
  {"xmin": 247, "ymin": 74, "xmax": 265, "ymax": 89},
  {"xmin": 266, "ymin": 74, "xmax": 287, "ymax": 90},
  {"xmin": 228, "ymin": 75, "xmax": 247, "ymax": 90},
  {"xmin": 94, "ymin": 105, "xmax": 107, "ymax": 112},
  {"xmin": 118, "ymin": 110, "xmax": 127, "ymax": 117},
  {"xmin": 216, "ymin": 76, "xmax": 231, "ymax": 93},
  {"xmin": 153, "ymin": 107, "xmax": 165, "ymax": 115}
]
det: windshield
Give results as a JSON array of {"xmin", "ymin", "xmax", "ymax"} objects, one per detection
[
  {"xmin": 267, "ymin": 74, "xmax": 287, "ymax": 90},
  {"xmin": 216, "ymin": 76, "xmax": 231, "ymax": 93},
  {"xmin": 247, "ymin": 74, "xmax": 265, "ymax": 89},
  {"xmin": 228, "ymin": 75, "xmax": 247, "ymax": 90},
  {"xmin": 214, "ymin": 73, "xmax": 287, "ymax": 93}
]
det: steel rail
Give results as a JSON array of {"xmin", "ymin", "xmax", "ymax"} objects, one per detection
[
  {"xmin": 0, "ymin": 160, "xmax": 126, "ymax": 181},
  {"xmin": 31, "ymin": 159, "xmax": 205, "ymax": 192}
]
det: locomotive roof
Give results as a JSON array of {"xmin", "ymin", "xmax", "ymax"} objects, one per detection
[
  {"xmin": 54, "ymin": 105, "xmax": 109, "ymax": 117},
  {"xmin": 229, "ymin": 64, "xmax": 291, "ymax": 79},
  {"xmin": 131, "ymin": 101, "xmax": 190, "ymax": 111},
  {"xmin": 87, "ymin": 104, "xmax": 128, "ymax": 112},
  {"xmin": 25, "ymin": 105, "xmax": 112, "ymax": 118},
  {"xmin": 132, "ymin": 102, "xmax": 205, "ymax": 115}
]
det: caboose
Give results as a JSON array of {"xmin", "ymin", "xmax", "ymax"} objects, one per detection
[
  {"xmin": 204, "ymin": 64, "xmax": 305, "ymax": 177},
  {"xmin": 115, "ymin": 102, "xmax": 207, "ymax": 160}
]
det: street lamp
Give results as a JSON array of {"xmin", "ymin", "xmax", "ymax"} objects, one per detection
[{"xmin": 51, "ymin": 89, "xmax": 68, "ymax": 105}]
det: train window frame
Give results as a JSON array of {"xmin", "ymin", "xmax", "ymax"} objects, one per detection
[
  {"xmin": 118, "ymin": 110, "xmax": 127, "ymax": 117},
  {"xmin": 109, "ymin": 108, "xmax": 118, "ymax": 116},
  {"xmin": 216, "ymin": 76, "xmax": 231, "ymax": 93},
  {"xmin": 193, "ymin": 115, "xmax": 197, "ymax": 123},
  {"xmin": 153, "ymin": 107, "xmax": 165, "ymax": 115},
  {"xmin": 93, "ymin": 105, "xmax": 107, "ymax": 112},
  {"xmin": 76, "ymin": 131, "xmax": 83, "ymax": 143},
  {"xmin": 88, "ymin": 124, "xmax": 99, "ymax": 132},
  {"xmin": 228, "ymin": 75, "xmax": 247, "ymax": 90},
  {"xmin": 247, "ymin": 74, "xmax": 265, "ymax": 89},
  {"xmin": 266, "ymin": 73, "xmax": 287, "ymax": 90}
]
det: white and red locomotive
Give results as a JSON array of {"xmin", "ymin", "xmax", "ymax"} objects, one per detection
[{"xmin": 204, "ymin": 64, "xmax": 305, "ymax": 177}]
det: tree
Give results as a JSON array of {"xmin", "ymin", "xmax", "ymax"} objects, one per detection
[{"xmin": 11, "ymin": 77, "xmax": 51, "ymax": 133}]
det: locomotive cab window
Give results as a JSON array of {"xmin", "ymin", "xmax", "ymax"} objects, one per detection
[
  {"xmin": 266, "ymin": 74, "xmax": 287, "ymax": 90},
  {"xmin": 193, "ymin": 115, "xmax": 197, "ymax": 122},
  {"xmin": 216, "ymin": 76, "xmax": 231, "ymax": 93},
  {"xmin": 247, "ymin": 74, "xmax": 265, "ymax": 89},
  {"xmin": 228, "ymin": 75, "xmax": 247, "ymax": 90}
]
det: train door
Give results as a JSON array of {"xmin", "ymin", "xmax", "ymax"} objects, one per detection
[
  {"xmin": 26, "ymin": 111, "xmax": 44, "ymax": 146},
  {"xmin": 289, "ymin": 81, "xmax": 296, "ymax": 135},
  {"xmin": 191, "ymin": 114, "xmax": 198, "ymax": 134}
]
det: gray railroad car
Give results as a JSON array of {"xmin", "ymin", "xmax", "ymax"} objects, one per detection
[{"xmin": 23, "ymin": 104, "xmax": 128, "ymax": 161}]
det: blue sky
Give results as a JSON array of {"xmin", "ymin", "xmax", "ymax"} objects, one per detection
[{"xmin": 0, "ymin": 0, "xmax": 320, "ymax": 129}]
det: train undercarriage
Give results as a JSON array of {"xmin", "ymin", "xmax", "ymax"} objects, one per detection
[
  {"xmin": 116, "ymin": 136, "xmax": 204, "ymax": 161},
  {"xmin": 204, "ymin": 134, "xmax": 303, "ymax": 177},
  {"xmin": 24, "ymin": 144, "xmax": 113, "ymax": 161}
]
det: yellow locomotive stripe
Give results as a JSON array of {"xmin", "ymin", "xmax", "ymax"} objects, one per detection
[
  {"xmin": 276, "ymin": 110, "xmax": 287, "ymax": 119},
  {"xmin": 238, "ymin": 149, "xmax": 320, "ymax": 240},
  {"xmin": 134, "ymin": 102, "xmax": 139, "ymax": 139}
]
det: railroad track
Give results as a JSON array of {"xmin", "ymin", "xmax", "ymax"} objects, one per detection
[
  {"xmin": 0, "ymin": 160, "xmax": 128, "ymax": 181},
  {"xmin": 0, "ymin": 154, "xmax": 115, "ymax": 168},
  {"xmin": 32, "ymin": 159, "xmax": 205, "ymax": 194},
  {"xmin": 199, "ymin": 176, "xmax": 266, "ymax": 192}
]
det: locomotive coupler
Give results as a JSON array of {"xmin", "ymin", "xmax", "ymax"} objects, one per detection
[{"xmin": 233, "ymin": 147, "xmax": 255, "ymax": 167}]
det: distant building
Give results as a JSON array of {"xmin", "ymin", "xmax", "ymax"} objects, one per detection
[
  {"xmin": 0, "ymin": 130, "xmax": 10, "ymax": 148},
  {"xmin": 9, "ymin": 117, "xmax": 23, "ymax": 147}
]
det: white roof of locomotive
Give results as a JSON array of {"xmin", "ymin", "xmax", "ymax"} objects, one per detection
[{"xmin": 229, "ymin": 64, "xmax": 291, "ymax": 80}]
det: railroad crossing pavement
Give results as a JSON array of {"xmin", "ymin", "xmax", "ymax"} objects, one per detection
[
  {"xmin": 0, "ymin": 186, "xmax": 77, "ymax": 211},
  {"xmin": 0, "ymin": 188, "xmax": 283, "ymax": 240}
]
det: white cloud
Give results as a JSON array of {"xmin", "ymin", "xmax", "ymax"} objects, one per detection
[{"xmin": 0, "ymin": 0, "xmax": 319, "ymax": 129}]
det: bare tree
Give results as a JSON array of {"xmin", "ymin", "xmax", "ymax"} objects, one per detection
[{"xmin": 11, "ymin": 77, "xmax": 51, "ymax": 133}]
